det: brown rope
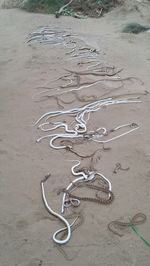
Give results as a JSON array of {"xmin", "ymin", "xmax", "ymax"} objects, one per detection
[{"xmin": 108, "ymin": 213, "xmax": 147, "ymax": 237}]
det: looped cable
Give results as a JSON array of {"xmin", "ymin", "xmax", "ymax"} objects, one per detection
[{"xmin": 41, "ymin": 175, "xmax": 72, "ymax": 245}]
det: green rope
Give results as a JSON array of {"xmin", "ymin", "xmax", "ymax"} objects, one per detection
[{"xmin": 130, "ymin": 222, "xmax": 150, "ymax": 247}]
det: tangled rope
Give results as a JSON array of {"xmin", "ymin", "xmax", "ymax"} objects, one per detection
[
  {"xmin": 29, "ymin": 25, "xmax": 144, "ymax": 248},
  {"xmin": 35, "ymin": 97, "xmax": 140, "ymax": 150}
]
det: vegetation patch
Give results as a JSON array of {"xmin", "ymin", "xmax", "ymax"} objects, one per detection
[
  {"xmin": 22, "ymin": 0, "xmax": 64, "ymax": 13},
  {"xmin": 122, "ymin": 23, "xmax": 150, "ymax": 34},
  {"xmin": 22, "ymin": 0, "xmax": 123, "ymax": 17}
]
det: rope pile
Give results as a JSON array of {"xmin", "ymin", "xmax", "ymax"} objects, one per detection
[{"xmin": 29, "ymin": 26, "xmax": 143, "ymax": 247}]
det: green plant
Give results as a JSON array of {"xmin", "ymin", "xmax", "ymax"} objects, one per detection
[
  {"xmin": 96, "ymin": 0, "xmax": 118, "ymax": 11},
  {"xmin": 23, "ymin": 0, "xmax": 65, "ymax": 13},
  {"xmin": 123, "ymin": 23, "xmax": 150, "ymax": 34},
  {"xmin": 22, "ymin": 0, "xmax": 122, "ymax": 16}
]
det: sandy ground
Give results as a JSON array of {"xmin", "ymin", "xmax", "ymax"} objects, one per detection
[{"xmin": 0, "ymin": 2, "xmax": 150, "ymax": 266}]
